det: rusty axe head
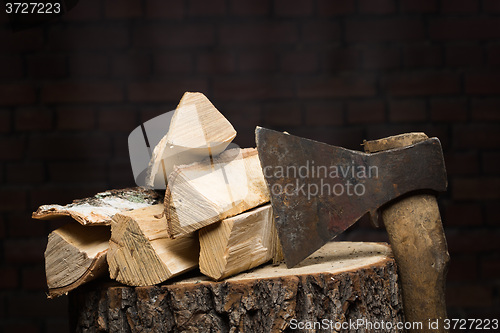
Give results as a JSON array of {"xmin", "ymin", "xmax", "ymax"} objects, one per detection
[{"xmin": 255, "ymin": 127, "xmax": 447, "ymax": 268}]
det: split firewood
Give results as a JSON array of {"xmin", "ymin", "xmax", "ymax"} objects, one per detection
[
  {"xmin": 45, "ymin": 223, "xmax": 110, "ymax": 298},
  {"xmin": 33, "ymin": 187, "xmax": 161, "ymax": 226},
  {"xmin": 199, "ymin": 203, "xmax": 282, "ymax": 280},
  {"xmin": 107, "ymin": 204, "xmax": 199, "ymax": 287},
  {"xmin": 145, "ymin": 92, "xmax": 237, "ymax": 189},
  {"xmin": 165, "ymin": 147, "xmax": 270, "ymax": 238}
]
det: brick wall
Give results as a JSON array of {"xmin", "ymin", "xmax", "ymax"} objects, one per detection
[{"xmin": 1, "ymin": 0, "xmax": 499, "ymax": 331}]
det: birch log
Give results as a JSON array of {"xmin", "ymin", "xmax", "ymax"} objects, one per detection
[
  {"xmin": 165, "ymin": 147, "xmax": 270, "ymax": 238},
  {"xmin": 107, "ymin": 204, "xmax": 199, "ymax": 287},
  {"xmin": 45, "ymin": 223, "xmax": 110, "ymax": 298},
  {"xmin": 145, "ymin": 92, "xmax": 237, "ymax": 189}
]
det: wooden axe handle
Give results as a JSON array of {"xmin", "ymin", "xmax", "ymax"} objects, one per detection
[{"xmin": 365, "ymin": 133, "xmax": 450, "ymax": 333}]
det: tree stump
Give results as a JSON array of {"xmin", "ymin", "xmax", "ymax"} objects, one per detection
[{"xmin": 69, "ymin": 242, "xmax": 404, "ymax": 332}]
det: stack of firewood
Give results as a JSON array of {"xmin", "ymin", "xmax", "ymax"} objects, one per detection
[{"xmin": 33, "ymin": 92, "xmax": 282, "ymax": 298}]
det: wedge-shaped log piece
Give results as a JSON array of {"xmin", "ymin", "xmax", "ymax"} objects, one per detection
[
  {"xmin": 108, "ymin": 204, "xmax": 199, "ymax": 287},
  {"xmin": 146, "ymin": 92, "xmax": 237, "ymax": 189},
  {"xmin": 199, "ymin": 204, "xmax": 282, "ymax": 280},
  {"xmin": 166, "ymin": 147, "xmax": 270, "ymax": 238},
  {"xmin": 33, "ymin": 187, "xmax": 161, "ymax": 226},
  {"xmin": 45, "ymin": 223, "xmax": 110, "ymax": 298}
]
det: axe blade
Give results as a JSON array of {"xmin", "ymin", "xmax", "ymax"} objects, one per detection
[{"xmin": 255, "ymin": 127, "xmax": 447, "ymax": 268}]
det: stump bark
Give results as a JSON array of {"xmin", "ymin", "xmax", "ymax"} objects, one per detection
[{"xmin": 70, "ymin": 242, "xmax": 404, "ymax": 333}]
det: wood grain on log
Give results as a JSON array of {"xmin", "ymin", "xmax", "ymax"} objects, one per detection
[{"xmin": 70, "ymin": 242, "xmax": 404, "ymax": 332}]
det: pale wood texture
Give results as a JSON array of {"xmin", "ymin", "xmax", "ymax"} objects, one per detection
[
  {"xmin": 107, "ymin": 204, "xmax": 199, "ymax": 287},
  {"xmin": 146, "ymin": 92, "xmax": 237, "ymax": 189},
  {"xmin": 165, "ymin": 147, "xmax": 270, "ymax": 238},
  {"xmin": 365, "ymin": 132, "xmax": 450, "ymax": 333},
  {"xmin": 199, "ymin": 203, "xmax": 282, "ymax": 280},
  {"xmin": 45, "ymin": 223, "xmax": 110, "ymax": 298},
  {"xmin": 33, "ymin": 187, "xmax": 161, "ymax": 226},
  {"xmin": 70, "ymin": 242, "xmax": 404, "ymax": 332}
]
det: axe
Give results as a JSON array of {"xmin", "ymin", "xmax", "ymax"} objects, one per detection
[{"xmin": 256, "ymin": 128, "xmax": 450, "ymax": 332}]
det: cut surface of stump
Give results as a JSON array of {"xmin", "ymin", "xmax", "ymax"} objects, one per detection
[
  {"xmin": 33, "ymin": 187, "xmax": 161, "ymax": 226},
  {"xmin": 146, "ymin": 92, "xmax": 237, "ymax": 189},
  {"xmin": 199, "ymin": 203, "xmax": 282, "ymax": 280},
  {"xmin": 45, "ymin": 223, "xmax": 110, "ymax": 298},
  {"xmin": 70, "ymin": 241, "xmax": 403, "ymax": 333},
  {"xmin": 107, "ymin": 204, "xmax": 199, "ymax": 287},
  {"xmin": 165, "ymin": 147, "xmax": 269, "ymax": 238}
]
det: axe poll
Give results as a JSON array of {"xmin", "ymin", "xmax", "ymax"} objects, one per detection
[{"xmin": 256, "ymin": 128, "xmax": 450, "ymax": 333}]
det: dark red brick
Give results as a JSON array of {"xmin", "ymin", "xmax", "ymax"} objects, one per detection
[
  {"xmin": 484, "ymin": 0, "xmax": 500, "ymax": 12},
  {"xmin": 0, "ymin": 268, "xmax": 18, "ymax": 289},
  {"xmin": 484, "ymin": 203, "xmax": 498, "ymax": 226},
  {"xmin": 4, "ymin": 239, "xmax": 45, "ymax": 264},
  {"xmin": 6, "ymin": 162, "xmax": 45, "ymax": 184},
  {"xmin": 30, "ymin": 186, "xmax": 106, "ymax": 209},
  {"xmin": 346, "ymin": 18, "xmax": 425, "ymax": 43},
  {"xmin": 389, "ymin": 99, "xmax": 427, "ymax": 122},
  {"xmin": 430, "ymin": 98, "xmax": 467, "ymax": 122},
  {"xmin": 128, "ymin": 79, "xmax": 208, "ymax": 102},
  {"xmin": 42, "ymin": 82, "xmax": 123, "ymax": 104},
  {"xmin": 0, "ymin": 28, "xmax": 44, "ymax": 52},
  {"xmin": 26, "ymin": 54, "xmax": 67, "ymax": 79},
  {"xmin": 403, "ymin": 45, "xmax": 442, "ymax": 67},
  {"xmin": 466, "ymin": 72, "xmax": 500, "ymax": 94},
  {"xmin": 263, "ymin": 102, "xmax": 302, "ymax": 126},
  {"xmin": 362, "ymin": 47, "xmax": 401, "ymax": 70},
  {"xmin": 443, "ymin": 202, "xmax": 482, "ymax": 226},
  {"xmin": 230, "ymin": 0, "xmax": 270, "ymax": 16},
  {"xmin": 109, "ymin": 160, "xmax": 135, "ymax": 187},
  {"xmin": 28, "ymin": 134, "xmax": 112, "ymax": 160},
  {"xmin": 111, "ymin": 53, "xmax": 151, "ymax": 78},
  {"xmin": 445, "ymin": 151, "xmax": 479, "ymax": 176},
  {"xmin": 56, "ymin": 107, "xmax": 97, "ymax": 130},
  {"xmin": 446, "ymin": 44, "xmax": 483, "ymax": 67},
  {"xmin": 15, "ymin": 108, "xmax": 53, "ymax": 131},
  {"xmin": 297, "ymin": 75, "xmax": 376, "ymax": 99},
  {"xmin": 104, "ymin": 0, "xmax": 143, "ymax": 18},
  {"xmin": 446, "ymin": 255, "xmax": 478, "ymax": 281},
  {"xmin": 145, "ymin": 0, "xmax": 184, "ymax": 19},
  {"xmin": 0, "ymin": 55, "xmax": 23, "ymax": 79},
  {"xmin": 317, "ymin": 0, "xmax": 355, "ymax": 16},
  {"xmin": 400, "ymin": 0, "xmax": 437, "ymax": 12},
  {"xmin": 7, "ymin": 292, "xmax": 68, "ymax": 318},
  {"xmin": 70, "ymin": 53, "xmax": 110, "ymax": 78},
  {"xmin": 238, "ymin": 52, "xmax": 277, "ymax": 72},
  {"xmin": 294, "ymin": 127, "xmax": 364, "ymax": 151},
  {"xmin": 7, "ymin": 212, "xmax": 46, "ymax": 238},
  {"xmin": 2, "ymin": 323, "xmax": 40, "ymax": 333},
  {"xmin": 63, "ymin": 0, "xmax": 102, "ymax": 21},
  {"xmin": 452, "ymin": 177, "xmax": 500, "ymax": 200},
  {"xmin": 0, "ymin": 84, "xmax": 36, "ymax": 106},
  {"xmin": 482, "ymin": 152, "xmax": 500, "ymax": 175},
  {"xmin": 22, "ymin": 266, "xmax": 47, "ymax": 290},
  {"xmin": 275, "ymin": 0, "xmax": 313, "ymax": 17},
  {"xmin": 197, "ymin": 52, "xmax": 236, "ymax": 74},
  {"xmin": 213, "ymin": 77, "xmax": 293, "ymax": 101},
  {"xmin": 220, "ymin": 23, "xmax": 297, "ymax": 46},
  {"xmin": 305, "ymin": 103, "xmax": 344, "ymax": 126},
  {"xmin": 347, "ymin": 100, "xmax": 386, "ymax": 124},
  {"xmin": 134, "ymin": 23, "xmax": 214, "ymax": 48},
  {"xmin": 0, "ymin": 110, "xmax": 11, "ymax": 133},
  {"xmin": 46, "ymin": 318, "xmax": 70, "ymax": 333},
  {"xmin": 98, "ymin": 107, "xmax": 138, "ymax": 132},
  {"xmin": 471, "ymin": 99, "xmax": 500, "ymax": 121},
  {"xmin": 0, "ymin": 137, "xmax": 25, "ymax": 160},
  {"xmin": 429, "ymin": 18, "xmax": 500, "ymax": 40},
  {"xmin": 454, "ymin": 124, "xmax": 500, "ymax": 149},
  {"xmin": 281, "ymin": 52, "xmax": 318, "ymax": 74},
  {"xmin": 447, "ymin": 229, "xmax": 500, "ymax": 254},
  {"xmin": 385, "ymin": 72, "xmax": 460, "ymax": 96},
  {"xmin": 48, "ymin": 25, "xmax": 129, "ymax": 50},
  {"xmin": 446, "ymin": 284, "xmax": 493, "ymax": 307},
  {"xmin": 442, "ymin": 0, "xmax": 478, "ymax": 13},
  {"xmin": 155, "ymin": 52, "xmax": 194, "ymax": 74},
  {"xmin": 481, "ymin": 255, "xmax": 500, "ymax": 279},
  {"xmin": 188, "ymin": 0, "xmax": 226, "ymax": 16},
  {"xmin": 322, "ymin": 48, "xmax": 361, "ymax": 71},
  {"xmin": 359, "ymin": 0, "xmax": 396, "ymax": 14},
  {"xmin": 487, "ymin": 45, "xmax": 500, "ymax": 66},
  {"xmin": 302, "ymin": 22, "xmax": 342, "ymax": 43},
  {"xmin": 48, "ymin": 162, "xmax": 108, "ymax": 183}
]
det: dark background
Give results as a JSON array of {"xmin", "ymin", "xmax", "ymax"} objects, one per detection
[{"xmin": 0, "ymin": 0, "xmax": 499, "ymax": 332}]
